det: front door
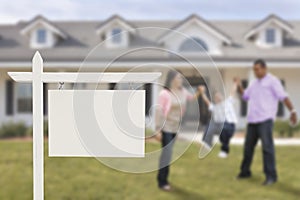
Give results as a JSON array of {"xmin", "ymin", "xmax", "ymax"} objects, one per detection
[{"xmin": 183, "ymin": 76, "xmax": 210, "ymax": 125}]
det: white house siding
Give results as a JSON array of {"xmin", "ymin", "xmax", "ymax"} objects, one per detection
[{"xmin": 1, "ymin": 66, "xmax": 300, "ymax": 129}]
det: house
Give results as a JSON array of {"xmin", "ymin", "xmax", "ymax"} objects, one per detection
[{"xmin": 0, "ymin": 13, "xmax": 300, "ymax": 129}]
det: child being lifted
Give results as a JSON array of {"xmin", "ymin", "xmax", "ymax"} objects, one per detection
[{"xmin": 199, "ymin": 82, "xmax": 238, "ymax": 158}]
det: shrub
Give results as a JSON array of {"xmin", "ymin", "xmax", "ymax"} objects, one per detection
[
  {"xmin": 274, "ymin": 120, "xmax": 300, "ymax": 138},
  {"xmin": 0, "ymin": 121, "xmax": 28, "ymax": 138}
]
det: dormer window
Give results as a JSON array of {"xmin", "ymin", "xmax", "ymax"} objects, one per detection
[
  {"xmin": 96, "ymin": 15, "xmax": 136, "ymax": 48},
  {"xmin": 36, "ymin": 29, "xmax": 47, "ymax": 44},
  {"xmin": 244, "ymin": 14, "xmax": 293, "ymax": 48},
  {"xmin": 265, "ymin": 28, "xmax": 275, "ymax": 44},
  {"xmin": 20, "ymin": 15, "xmax": 67, "ymax": 49},
  {"xmin": 157, "ymin": 14, "xmax": 232, "ymax": 55},
  {"xmin": 111, "ymin": 28, "xmax": 122, "ymax": 44}
]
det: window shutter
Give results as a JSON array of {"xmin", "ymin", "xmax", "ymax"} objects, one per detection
[
  {"xmin": 5, "ymin": 80, "xmax": 14, "ymax": 115},
  {"xmin": 145, "ymin": 83, "xmax": 152, "ymax": 116},
  {"xmin": 109, "ymin": 83, "xmax": 116, "ymax": 90},
  {"xmin": 43, "ymin": 83, "xmax": 48, "ymax": 115}
]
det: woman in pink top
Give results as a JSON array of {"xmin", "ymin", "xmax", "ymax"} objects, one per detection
[{"xmin": 156, "ymin": 70, "xmax": 201, "ymax": 191}]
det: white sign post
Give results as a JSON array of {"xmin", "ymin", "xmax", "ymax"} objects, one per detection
[{"xmin": 8, "ymin": 51, "xmax": 161, "ymax": 200}]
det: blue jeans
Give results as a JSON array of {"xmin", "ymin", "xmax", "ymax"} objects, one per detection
[
  {"xmin": 202, "ymin": 121, "xmax": 223, "ymax": 147},
  {"xmin": 157, "ymin": 131, "xmax": 176, "ymax": 187},
  {"xmin": 202, "ymin": 121, "xmax": 235, "ymax": 153},
  {"xmin": 240, "ymin": 119, "xmax": 277, "ymax": 180},
  {"xmin": 220, "ymin": 122, "xmax": 235, "ymax": 153}
]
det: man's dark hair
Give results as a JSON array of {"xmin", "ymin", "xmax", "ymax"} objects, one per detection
[{"xmin": 254, "ymin": 59, "xmax": 267, "ymax": 68}]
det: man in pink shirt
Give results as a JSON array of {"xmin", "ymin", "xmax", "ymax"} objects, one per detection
[{"xmin": 236, "ymin": 59, "xmax": 297, "ymax": 185}]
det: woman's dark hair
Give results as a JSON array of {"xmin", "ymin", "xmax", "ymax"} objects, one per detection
[{"xmin": 164, "ymin": 70, "xmax": 181, "ymax": 90}]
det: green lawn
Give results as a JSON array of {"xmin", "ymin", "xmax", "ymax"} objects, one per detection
[{"xmin": 0, "ymin": 140, "xmax": 299, "ymax": 200}]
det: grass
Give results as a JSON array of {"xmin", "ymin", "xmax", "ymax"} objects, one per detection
[{"xmin": 0, "ymin": 140, "xmax": 299, "ymax": 200}]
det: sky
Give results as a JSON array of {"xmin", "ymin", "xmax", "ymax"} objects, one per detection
[{"xmin": 0, "ymin": 0, "xmax": 300, "ymax": 23}]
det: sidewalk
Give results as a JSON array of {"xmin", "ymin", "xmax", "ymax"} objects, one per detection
[{"xmin": 178, "ymin": 132, "xmax": 300, "ymax": 146}]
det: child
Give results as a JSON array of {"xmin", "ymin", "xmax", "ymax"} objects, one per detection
[{"xmin": 199, "ymin": 84, "xmax": 238, "ymax": 158}]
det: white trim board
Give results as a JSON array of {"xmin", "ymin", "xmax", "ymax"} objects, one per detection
[
  {"xmin": 3, "ymin": 61, "xmax": 300, "ymax": 69},
  {"xmin": 8, "ymin": 72, "xmax": 162, "ymax": 83}
]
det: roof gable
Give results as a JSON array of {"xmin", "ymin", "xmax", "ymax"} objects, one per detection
[
  {"xmin": 20, "ymin": 15, "xmax": 67, "ymax": 39},
  {"xmin": 244, "ymin": 14, "xmax": 293, "ymax": 39},
  {"xmin": 95, "ymin": 15, "xmax": 136, "ymax": 34},
  {"xmin": 158, "ymin": 14, "xmax": 232, "ymax": 45}
]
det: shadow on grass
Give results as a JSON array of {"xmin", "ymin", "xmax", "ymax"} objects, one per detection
[
  {"xmin": 276, "ymin": 182, "xmax": 300, "ymax": 196},
  {"xmin": 171, "ymin": 185, "xmax": 206, "ymax": 200},
  {"xmin": 246, "ymin": 175, "xmax": 263, "ymax": 183},
  {"xmin": 237, "ymin": 175, "xmax": 300, "ymax": 197}
]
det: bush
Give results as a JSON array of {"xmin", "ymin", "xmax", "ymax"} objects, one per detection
[
  {"xmin": 0, "ymin": 121, "xmax": 28, "ymax": 138},
  {"xmin": 274, "ymin": 120, "xmax": 300, "ymax": 138},
  {"xmin": 25, "ymin": 120, "xmax": 48, "ymax": 137}
]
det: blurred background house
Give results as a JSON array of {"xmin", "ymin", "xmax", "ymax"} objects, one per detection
[{"xmin": 0, "ymin": 13, "xmax": 299, "ymax": 130}]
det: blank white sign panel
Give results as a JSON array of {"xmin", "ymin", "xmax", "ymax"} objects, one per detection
[{"xmin": 48, "ymin": 90, "xmax": 145, "ymax": 157}]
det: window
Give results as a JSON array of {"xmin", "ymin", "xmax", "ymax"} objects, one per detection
[
  {"xmin": 179, "ymin": 37, "xmax": 208, "ymax": 52},
  {"xmin": 111, "ymin": 28, "xmax": 122, "ymax": 44},
  {"xmin": 36, "ymin": 29, "xmax": 47, "ymax": 44},
  {"xmin": 265, "ymin": 28, "xmax": 275, "ymax": 44},
  {"xmin": 16, "ymin": 83, "xmax": 32, "ymax": 113}
]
